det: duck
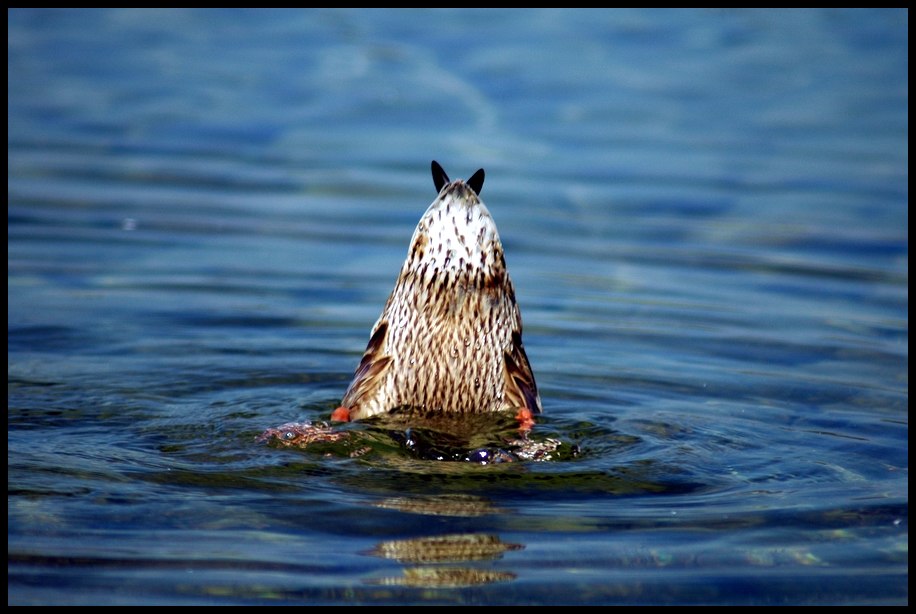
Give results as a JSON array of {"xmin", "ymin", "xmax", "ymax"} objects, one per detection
[{"xmin": 332, "ymin": 161, "xmax": 541, "ymax": 430}]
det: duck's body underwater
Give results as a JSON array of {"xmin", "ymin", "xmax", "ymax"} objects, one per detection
[{"xmin": 331, "ymin": 161, "xmax": 541, "ymax": 427}]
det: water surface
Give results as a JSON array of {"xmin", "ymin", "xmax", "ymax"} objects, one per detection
[{"xmin": 8, "ymin": 8, "xmax": 908, "ymax": 605}]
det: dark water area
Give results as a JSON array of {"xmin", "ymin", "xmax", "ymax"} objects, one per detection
[{"xmin": 8, "ymin": 9, "xmax": 907, "ymax": 604}]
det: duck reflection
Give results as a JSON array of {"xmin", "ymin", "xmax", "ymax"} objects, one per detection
[
  {"xmin": 372, "ymin": 493, "xmax": 505, "ymax": 517},
  {"xmin": 368, "ymin": 565, "xmax": 517, "ymax": 588},
  {"xmin": 369, "ymin": 533, "xmax": 523, "ymax": 564},
  {"xmin": 367, "ymin": 533, "xmax": 523, "ymax": 588}
]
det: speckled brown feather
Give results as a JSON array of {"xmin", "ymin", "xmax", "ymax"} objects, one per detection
[{"xmin": 340, "ymin": 162, "xmax": 541, "ymax": 421}]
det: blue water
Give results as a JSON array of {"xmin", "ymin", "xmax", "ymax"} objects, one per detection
[{"xmin": 8, "ymin": 8, "xmax": 907, "ymax": 605}]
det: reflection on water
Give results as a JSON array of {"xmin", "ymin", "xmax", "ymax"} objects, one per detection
[
  {"xmin": 368, "ymin": 533, "xmax": 522, "ymax": 587},
  {"xmin": 369, "ymin": 533, "xmax": 524, "ymax": 563},
  {"xmin": 373, "ymin": 494, "xmax": 506, "ymax": 517},
  {"xmin": 367, "ymin": 484, "xmax": 525, "ymax": 589},
  {"xmin": 368, "ymin": 567, "xmax": 518, "ymax": 588},
  {"xmin": 8, "ymin": 8, "xmax": 907, "ymax": 606}
]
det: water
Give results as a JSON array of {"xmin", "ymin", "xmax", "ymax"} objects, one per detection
[{"xmin": 7, "ymin": 8, "xmax": 907, "ymax": 605}]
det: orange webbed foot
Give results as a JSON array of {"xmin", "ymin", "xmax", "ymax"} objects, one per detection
[
  {"xmin": 515, "ymin": 407, "xmax": 536, "ymax": 432},
  {"xmin": 330, "ymin": 406, "xmax": 352, "ymax": 422}
]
